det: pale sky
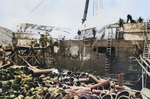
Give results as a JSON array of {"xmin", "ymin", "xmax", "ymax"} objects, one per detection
[{"xmin": 0, "ymin": 0, "xmax": 150, "ymax": 39}]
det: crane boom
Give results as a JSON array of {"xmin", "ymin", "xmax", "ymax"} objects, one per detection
[{"xmin": 82, "ymin": 0, "xmax": 89, "ymax": 24}]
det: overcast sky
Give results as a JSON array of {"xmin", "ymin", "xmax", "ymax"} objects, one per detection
[{"xmin": 0, "ymin": 0, "xmax": 150, "ymax": 39}]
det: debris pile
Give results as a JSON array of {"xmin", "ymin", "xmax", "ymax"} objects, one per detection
[{"xmin": 0, "ymin": 65, "xmax": 150, "ymax": 99}]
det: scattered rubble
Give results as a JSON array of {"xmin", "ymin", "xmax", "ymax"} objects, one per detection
[{"xmin": 0, "ymin": 64, "xmax": 150, "ymax": 99}]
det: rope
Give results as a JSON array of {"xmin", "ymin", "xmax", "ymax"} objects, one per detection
[{"xmin": 28, "ymin": 0, "xmax": 44, "ymax": 16}]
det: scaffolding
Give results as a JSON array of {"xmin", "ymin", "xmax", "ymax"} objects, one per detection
[{"xmin": 136, "ymin": 21, "xmax": 150, "ymax": 88}]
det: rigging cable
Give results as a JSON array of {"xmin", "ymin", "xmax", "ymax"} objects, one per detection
[
  {"xmin": 99, "ymin": 0, "xmax": 101, "ymax": 9},
  {"xmin": 77, "ymin": 41, "xmax": 85, "ymax": 72},
  {"xmin": 28, "ymin": 0, "xmax": 44, "ymax": 16},
  {"xmin": 102, "ymin": 0, "xmax": 103, "ymax": 9},
  {"xmin": 93, "ymin": 0, "xmax": 94, "ymax": 16},
  {"xmin": 99, "ymin": 0, "xmax": 103, "ymax": 9}
]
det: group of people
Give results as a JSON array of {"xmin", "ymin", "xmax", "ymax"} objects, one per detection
[{"xmin": 119, "ymin": 14, "xmax": 143, "ymax": 27}]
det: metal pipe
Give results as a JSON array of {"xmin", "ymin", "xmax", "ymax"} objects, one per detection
[
  {"xmin": 0, "ymin": 62, "xmax": 11, "ymax": 69},
  {"xmin": 118, "ymin": 74, "xmax": 124, "ymax": 86},
  {"xmin": 88, "ymin": 74, "xmax": 101, "ymax": 83},
  {"xmin": 142, "ymin": 69, "xmax": 144, "ymax": 88},
  {"xmin": 136, "ymin": 58, "xmax": 150, "ymax": 76},
  {"xmin": 139, "ymin": 55, "xmax": 150, "ymax": 68}
]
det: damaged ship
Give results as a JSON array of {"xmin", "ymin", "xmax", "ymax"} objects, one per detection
[{"xmin": 0, "ymin": 0, "xmax": 150, "ymax": 98}]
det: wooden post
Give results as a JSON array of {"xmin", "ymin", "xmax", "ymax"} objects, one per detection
[
  {"xmin": 118, "ymin": 74, "xmax": 124, "ymax": 86},
  {"xmin": 20, "ymin": 52, "xmax": 32, "ymax": 65},
  {"xmin": 18, "ymin": 54, "xmax": 32, "ymax": 67}
]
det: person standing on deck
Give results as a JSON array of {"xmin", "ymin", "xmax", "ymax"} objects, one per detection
[{"xmin": 127, "ymin": 14, "xmax": 132, "ymax": 23}]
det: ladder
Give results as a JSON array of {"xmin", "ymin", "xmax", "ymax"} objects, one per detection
[
  {"xmin": 147, "ymin": 21, "xmax": 150, "ymax": 29},
  {"xmin": 143, "ymin": 42, "xmax": 150, "ymax": 59},
  {"xmin": 105, "ymin": 29, "xmax": 113, "ymax": 71},
  {"xmin": 143, "ymin": 22, "xmax": 150, "ymax": 59},
  {"xmin": 138, "ymin": 21, "xmax": 150, "ymax": 88}
]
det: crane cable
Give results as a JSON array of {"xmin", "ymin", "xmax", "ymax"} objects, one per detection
[
  {"xmin": 77, "ymin": 41, "xmax": 85, "ymax": 72},
  {"xmin": 28, "ymin": 0, "xmax": 44, "ymax": 16}
]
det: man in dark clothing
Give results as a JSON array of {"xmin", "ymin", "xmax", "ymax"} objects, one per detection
[
  {"xmin": 77, "ymin": 29, "xmax": 81, "ymax": 35},
  {"xmin": 127, "ymin": 14, "xmax": 132, "ymax": 23},
  {"xmin": 138, "ymin": 17, "xmax": 143, "ymax": 22},
  {"xmin": 131, "ymin": 19, "xmax": 136, "ymax": 23},
  {"xmin": 92, "ymin": 28, "xmax": 96, "ymax": 38},
  {"xmin": 119, "ymin": 18, "xmax": 124, "ymax": 27}
]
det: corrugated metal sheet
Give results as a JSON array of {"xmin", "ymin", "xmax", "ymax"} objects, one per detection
[{"xmin": 0, "ymin": 27, "xmax": 12, "ymax": 45}]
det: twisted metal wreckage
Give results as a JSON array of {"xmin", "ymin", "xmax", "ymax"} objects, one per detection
[
  {"xmin": 0, "ymin": 22, "xmax": 150, "ymax": 99},
  {"xmin": 0, "ymin": 62, "xmax": 150, "ymax": 99}
]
